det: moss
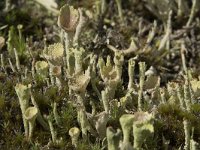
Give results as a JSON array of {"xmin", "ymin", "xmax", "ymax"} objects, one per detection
[
  {"xmin": 0, "ymin": 95, "xmax": 5, "ymax": 110},
  {"xmin": 60, "ymin": 103, "xmax": 77, "ymax": 133},
  {"xmin": 1, "ymin": 0, "xmax": 200, "ymax": 149}
]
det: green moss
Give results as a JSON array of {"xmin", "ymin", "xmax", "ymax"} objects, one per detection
[
  {"xmin": 7, "ymin": 26, "xmax": 26, "ymax": 58},
  {"xmin": 1, "ymin": 0, "xmax": 200, "ymax": 149},
  {"xmin": 0, "ymin": 95, "xmax": 5, "ymax": 110},
  {"xmin": 61, "ymin": 103, "xmax": 77, "ymax": 132}
]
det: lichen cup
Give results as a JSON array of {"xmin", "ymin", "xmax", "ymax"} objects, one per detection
[
  {"xmin": 24, "ymin": 106, "xmax": 38, "ymax": 141},
  {"xmin": 69, "ymin": 127, "xmax": 80, "ymax": 147},
  {"xmin": 132, "ymin": 111, "xmax": 154, "ymax": 149},
  {"xmin": 57, "ymin": 4, "xmax": 80, "ymax": 32}
]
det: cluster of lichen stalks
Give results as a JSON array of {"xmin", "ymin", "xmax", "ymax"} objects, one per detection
[{"xmin": 1, "ymin": 0, "xmax": 200, "ymax": 149}]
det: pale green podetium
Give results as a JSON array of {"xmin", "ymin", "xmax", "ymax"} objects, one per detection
[
  {"xmin": 45, "ymin": 114, "xmax": 63, "ymax": 146},
  {"xmin": 69, "ymin": 127, "xmax": 80, "ymax": 148},
  {"xmin": 57, "ymin": 4, "xmax": 79, "ymax": 33},
  {"xmin": 101, "ymin": 89, "xmax": 109, "ymax": 113},
  {"xmin": 132, "ymin": 111, "xmax": 154, "ymax": 150},
  {"xmin": 35, "ymin": 61, "xmax": 49, "ymax": 79},
  {"xmin": 138, "ymin": 62, "xmax": 146, "ymax": 111},
  {"xmin": 43, "ymin": 43, "xmax": 64, "ymax": 65},
  {"xmin": 15, "ymin": 83, "xmax": 31, "ymax": 138},
  {"xmin": 57, "ymin": 4, "xmax": 87, "ymax": 75},
  {"xmin": 68, "ymin": 71, "xmax": 90, "ymax": 94},
  {"xmin": 24, "ymin": 106, "xmax": 38, "ymax": 141},
  {"xmin": 94, "ymin": 111, "xmax": 109, "ymax": 139},
  {"xmin": 69, "ymin": 70, "xmax": 96, "ymax": 138},
  {"xmin": 42, "ymin": 43, "xmax": 64, "ymax": 85},
  {"xmin": 106, "ymin": 127, "xmax": 122, "ymax": 150},
  {"xmin": 119, "ymin": 114, "xmax": 134, "ymax": 150},
  {"xmin": 51, "ymin": 65, "xmax": 62, "ymax": 90},
  {"xmin": 77, "ymin": 105, "xmax": 96, "ymax": 139},
  {"xmin": 128, "ymin": 58, "xmax": 135, "ymax": 90}
]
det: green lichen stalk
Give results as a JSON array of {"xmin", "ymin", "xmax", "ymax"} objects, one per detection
[
  {"xmin": 119, "ymin": 114, "xmax": 134, "ymax": 150},
  {"xmin": 132, "ymin": 112, "xmax": 154, "ymax": 149},
  {"xmin": 69, "ymin": 127, "xmax": 80, "ymax": 147},
  {"xmin": 102, "ymin": 89, "xmax": 109, "ymax": 114},
  {"xmin": 138, "ymin": 62, "xmax": 146, "ymax": 111},
  {"xmin": 15, "ymin": 84, "xmax": 31, "ymax": 138},
  {"xmin": 128, "ymin": 58, "xmax": 135, "ymax": 89},
  {"xmin": 24, "ymin": 107, "xmax": 38, "ymax": 141},
  {"xmin": 106, "ymin": 127, "xmax": 121, "ymax": 150}
]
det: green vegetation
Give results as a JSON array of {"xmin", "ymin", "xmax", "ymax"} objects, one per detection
[{"xmin": 1, "ymin": 0, "xmax": 200, "ymax": 149}]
